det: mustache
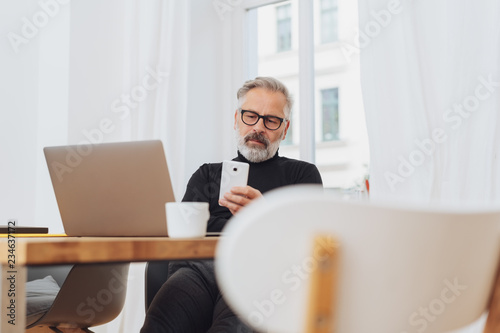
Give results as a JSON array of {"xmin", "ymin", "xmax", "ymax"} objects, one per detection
[{"xmin": 244, "ymin": 132, "xmax": 269, "ymax": 148}]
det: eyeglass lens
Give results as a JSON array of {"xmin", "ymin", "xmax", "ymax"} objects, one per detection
[{"xmin": 241, "ymin": 111, "xmax": 283, "ymax": 130}]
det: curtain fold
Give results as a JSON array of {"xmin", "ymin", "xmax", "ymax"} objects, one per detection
[
  {"xmin": 358, "ymin": 1, "xmax": 500, "ymax": 331},
  {"xmin": 66, "ymin": 1, "xmax": 192, "ymax": 332},
  {"xmin": 359, "ymin": 0, "xmax": 500, "ymax": 206},
  {"xmin": 4, "ymin": 0, "xmax": 228, "ymax": 331},
  {"xmin": 80, "ymin": 1, "xmax": 190, "ymax": 332},
  {"xmin": 111, "ymin": 0, "xmax": 190, "ymax": 200}
]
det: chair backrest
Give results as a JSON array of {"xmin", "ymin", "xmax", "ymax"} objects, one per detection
[
  {"xmin": 27, "ymin": 263, "xmax": 130, "ymax": 329},
  {"xmin": 215, "ymin": 186, "xmax": 500, "ymax": 333}
]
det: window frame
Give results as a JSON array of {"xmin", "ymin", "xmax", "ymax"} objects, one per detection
[{"xmin": 234, "ymin": 0, "xmax": 316, "ymax": 163}]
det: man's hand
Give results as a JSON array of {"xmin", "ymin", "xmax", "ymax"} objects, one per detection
[{"xmin": 218, "ymin": 186, "xmax": 263, "ymax": 215}]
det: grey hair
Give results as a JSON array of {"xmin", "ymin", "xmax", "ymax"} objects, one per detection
[{"xmin": 236, "ymin": 76, "xmax": 293, "ymax": 119}]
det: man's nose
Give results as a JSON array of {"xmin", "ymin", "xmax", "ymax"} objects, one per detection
[{"xmin": 252, "ymin": 117, "xmax": 266, "ymax": 132}]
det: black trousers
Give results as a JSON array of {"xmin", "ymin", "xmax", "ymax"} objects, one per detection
[{"xmin": 141, "ymin": 260, "xmax": 255, "ymax": 333}]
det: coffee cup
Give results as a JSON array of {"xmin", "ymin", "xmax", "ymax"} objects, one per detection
[{"xmin": 166, "ymin": 202, "xmax": 209, "ymax": 238}]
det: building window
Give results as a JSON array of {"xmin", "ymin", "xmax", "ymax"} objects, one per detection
[
  {"xmin": 320, "ymin": 0, "xmax": 338, "ymax": 44},
  {"xmin": 321, "ymin": 88, "xmax": 339, "ymax": 141},
  {"xmin": 276, "ymin": 4, "xmax": 292, "ymax": 52}
]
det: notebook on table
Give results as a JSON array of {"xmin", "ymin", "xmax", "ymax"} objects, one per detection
[
  {"xmin": 0, "ymin": 226, "xmax": 49, "ymax": 234},
  {"xmin": 44, "ymin": 140, "xmax": 175, "ymax": 237}
]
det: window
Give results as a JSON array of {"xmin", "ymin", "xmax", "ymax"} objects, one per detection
[
  {"xmin": 276, "ymin": 4, "xmax": 292, "ymax": 52},
  {"xmin": 320, "ymin": 0, "xmax": 338, "ymax": 44},
  {"xmin": 321, "ymin": 88, "xmax": 339, "ymax": 141},
  {"xmin": 242, "ymin": 0, "xmax": 368, "ymax": 188},
  {"xmin": 256, "ymin": 1, "xmax": 299, "ymax": 152}
]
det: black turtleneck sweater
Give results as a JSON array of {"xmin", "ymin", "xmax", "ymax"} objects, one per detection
[{"xmin": 182, "ymin": 151, "xmax": 323, "ymax": 232}]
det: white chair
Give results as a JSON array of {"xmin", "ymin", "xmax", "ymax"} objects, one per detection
[{"xmin": 215, "ymin": 186, "xmax": 500, "ymax": 333}]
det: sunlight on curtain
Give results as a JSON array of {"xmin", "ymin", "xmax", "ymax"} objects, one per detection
[
  {"xmin": 67, "ymin": 1, "xmax": 190, "ymax": 332},
  {"xmin": 358, "ymin": 0, "xmax": 500, "ymax": 332},
  {"xmin": 3, "ymin": 0, "xmax": 231, "ymax": 331},
  {"xmin": 68, "ymin": 0, "xmax": 190, "ymax": 201},
  {"xmin": 359, "ymin": 0, "xmax": 500, "ymax": 206},
  {"xmin": 1, "ymin": 0, "xmax": 190, "ymax": 331}
]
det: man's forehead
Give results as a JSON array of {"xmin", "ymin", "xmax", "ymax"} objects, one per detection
[{"xmin": 241, "ymin": 88, "xmax": 286, "ymax": 116}]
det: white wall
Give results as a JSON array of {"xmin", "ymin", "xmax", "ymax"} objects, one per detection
[
  {"xmin": 1, "ymin": 1, "xmax": 39, "ymax": 228},
  {"xmin": 1, "ymin": 0, "xmax": 69, "ymax": 233}
]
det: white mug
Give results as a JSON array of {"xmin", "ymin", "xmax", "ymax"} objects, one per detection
[{"xmin": 166, "ymin": 202, "xmax": 209, "ymax": 238}]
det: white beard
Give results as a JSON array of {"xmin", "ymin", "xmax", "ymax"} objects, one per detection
[{"xmin": 234, "ymin": 128, "xmax": 284, "ymax": 163}]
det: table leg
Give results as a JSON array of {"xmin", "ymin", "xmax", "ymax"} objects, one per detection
[{"xmin": 1, "ymin": 263, "xmax": 26, "ymax": 333}]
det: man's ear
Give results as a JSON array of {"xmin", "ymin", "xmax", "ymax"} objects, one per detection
[
  {"xmin": 282, "ymin": 120, "xmax": 290, "ymax": 140},
  {"xmin": 234, "ymin": 110, "xmax": 238, "ymax": 130}
]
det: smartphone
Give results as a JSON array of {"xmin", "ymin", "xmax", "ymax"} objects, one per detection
[{"xmin": 219, "ymin": 160, "xmax": 250, "ymax": 202}]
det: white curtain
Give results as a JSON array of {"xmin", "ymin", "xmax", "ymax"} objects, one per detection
[
  {"xmin": 359, "ymin": 0, "xmax": 500, "ymax": 206},
  {"xmin": 358, "ymin": 0, "xmax": 500, "ymax": 332},
  {"xmin": 68, "ymin": 0, "xmax": 191, "ymax": 200},
  {"xmin": 2, "ymin": 0, "xmax": 233, "ymax": 332},
  {"xmin": 68, "ymin": 1, "xmax": 191, "ymax": 332}
]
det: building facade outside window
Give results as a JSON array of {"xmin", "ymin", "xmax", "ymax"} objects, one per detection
[
  {"xmin": 276, "ymin": 3, "xmax": 292, "ymax": 52},
  {"xmin": 251, "ymin": 0, "xmax": 368, "ymax": 188},
  {"xmin": 321, "ymin": 88, "xmax": 339, "ymax": 141},
  {"xmin": 320, "ymin": 0, "xmax": 338, "ymax": 44}
]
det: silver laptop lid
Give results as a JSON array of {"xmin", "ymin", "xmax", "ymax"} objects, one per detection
[{"xmin": 44, "ymin": 140, "xmax": 175, "ymax": 236}]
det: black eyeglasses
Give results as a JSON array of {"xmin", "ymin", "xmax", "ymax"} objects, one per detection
[{"xmin": 240, "ymin": 109, "xmax": 286, "ymax": 131}]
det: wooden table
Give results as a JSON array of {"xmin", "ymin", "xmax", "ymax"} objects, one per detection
[{"xmin": 0, "ymin": 236, "xmax": 218, "ymax": 333}]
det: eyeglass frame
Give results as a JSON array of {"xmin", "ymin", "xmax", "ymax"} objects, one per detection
[{"xmin": 238, "ymin": 109, "xmax": 287, "ymax": 131}]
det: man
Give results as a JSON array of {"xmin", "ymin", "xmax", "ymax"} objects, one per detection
[{"xmin": 141, "ymin": 77, "xmax": 322, "ymax": 333}]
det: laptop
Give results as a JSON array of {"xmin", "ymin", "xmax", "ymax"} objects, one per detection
[{"xmin": 44, "ymin": 140, "xmax": 175, "ymax": 236}]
